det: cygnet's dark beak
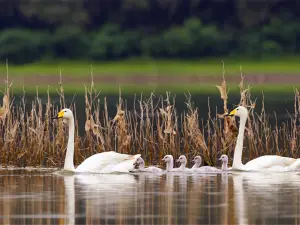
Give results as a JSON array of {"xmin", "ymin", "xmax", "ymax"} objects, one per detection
[{"xmin": 176, "ymin": 159, "xmax": 180, "ymax": 163}]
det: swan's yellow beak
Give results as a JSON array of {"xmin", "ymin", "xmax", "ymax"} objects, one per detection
[
  {"xmin": 228, "ymin": 108, "xmax": 237, "ymax": 116},
  {"xmin": 52, "ymin": 110, "xmax": 64, "ymax": 119},
  {"xmin": 58, "ymin": 111, "xmax": 64, "ymax": 118}
]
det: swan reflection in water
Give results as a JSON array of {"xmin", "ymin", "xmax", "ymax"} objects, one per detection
[
  {"xmin": 60, "ymin": 171, "xmax": 300, "ymax": 225},
  {"xmin": 62, "ymin": 173, "xmax": 138, "ymax": 225},
  {"xmin": 232, "ymin": 171, "xmax": 300, "ymax": 225}
]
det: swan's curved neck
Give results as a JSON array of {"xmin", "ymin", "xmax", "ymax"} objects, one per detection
[
  {"xmin": 180, "ymin": 162, "xmax": 186, "ymax": 169},
  {"xmin": 166, "ymin": 160, "xmax": 174, "ymax": 171},
  {"xmin": 232, "ymin": 116, "xmax": 247, "ymax": 169},
  {"xmin": 192, "ymin": 161, "xmax": 201, "ymax": 168},
  {"xmin": 222, "ymin": 161, "xmax": 228, "ymax": 170},
  {"xmin": 139, "ymin": 163, "xmax": 145, "ymax": 170},
  {"xmin": 64, "ymin": 118, "xmax": 75, "ymax": 170}
]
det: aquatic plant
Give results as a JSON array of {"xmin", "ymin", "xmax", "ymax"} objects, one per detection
[{"xmin": 0, "ymin": 67, "xmax": 300, "ymax": 168}]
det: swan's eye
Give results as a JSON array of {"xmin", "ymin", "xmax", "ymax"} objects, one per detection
[{"xmin": 236, "ymin": 108, "xmax": 239, "ymax": 111}]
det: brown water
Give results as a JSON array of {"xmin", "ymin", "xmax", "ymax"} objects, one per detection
[{"xmin": 0, "ymin": 170, "xmax": 300, "ymax": 225}]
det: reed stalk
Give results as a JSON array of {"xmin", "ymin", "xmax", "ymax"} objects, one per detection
[{"xmin": 0, "ymin": 71, "xmax": 299, "ymax": 168}]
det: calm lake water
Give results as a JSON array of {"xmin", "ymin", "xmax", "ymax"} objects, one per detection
[{"xmin": 0, "ymin": 170, "xmax": 300, "ymax": 225}]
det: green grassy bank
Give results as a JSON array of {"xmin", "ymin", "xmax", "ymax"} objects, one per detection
[
  {"xmin": 1, "ymin": 56, "xmax": 300, "ymax": 76},
  {"xmin": 0, "ymin": 57, "xmax": 300, "ymax": 95}
]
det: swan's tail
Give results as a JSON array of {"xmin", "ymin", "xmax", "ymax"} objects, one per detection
[
  {"xmin": 112, "ymin": 154, "xmax": 141, "ymax": 173},
  {"xmin": 129, "ymin": 154, "xmax": 141, "ymax": 161}
]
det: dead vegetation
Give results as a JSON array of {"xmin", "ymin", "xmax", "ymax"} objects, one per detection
[{"xmin": 0, "ymin": 70, "xmax": 300, "ymax": 168}]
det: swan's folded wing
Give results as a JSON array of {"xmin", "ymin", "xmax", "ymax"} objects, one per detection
[
  {"xmin": 244, "ymin": 155, "xmax": 297, "ymax": 170},
  {"xmin": 147, "ymin": 166, "xmax": 164, "ymax": 173},
  {"xmin": 76, "ymin": 151, "xmax": 140, "ymax": 173},
  {"xmin": 194, "ymin": 166, "xmax": 221, "ymax": 173}
]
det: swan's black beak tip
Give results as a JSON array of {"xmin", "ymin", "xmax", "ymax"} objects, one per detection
[{"xmin": 52, "ymin": 116, "xmax": 58, "ymax": 120}]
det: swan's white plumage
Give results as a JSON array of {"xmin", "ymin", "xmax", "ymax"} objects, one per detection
[
  {"xmin": 54, "ymin": 108, "xmax": 140, "ymax": 173},
  {"xmin": 191, "ymin": 156, "xmax": 202, "ymax": 169},
  {"xmin": 162, "ymin": 155, "xmax": 189, "ymax": 172},
  {"xmin": 194, "ymin": 166, "xmax": 222, "ymax": 173},
  {"xmin": 76, "ymin": 151, "xmax": 141, "ymax": 173},
  {"xmin": 229, "ymin": 106, "xmax": 299, "ymax": 172},
  {"xmin": 175, "ymin": 155, "xmax": 192, "ymax": 172},
  {"xmin": 138, "ymin": 166, "xmax": 164, "ymax": 173},
  {"xmin": 219, "ymin": 154, "xmax": 232, "ymax": 171},
  {"xmin": 134, "ymin": 157, "xmax": 164, "ymax": 173},
  {"xmin": 191, "ymin": 155, "xmax": 230, "ymax": 173},
  {"xmin": 242, "ymin": 155, "xmax": 296, "ymax": 171},
  {"xmin": 143, "ymin": 166, "xmax": 164, "ymax": 173}
]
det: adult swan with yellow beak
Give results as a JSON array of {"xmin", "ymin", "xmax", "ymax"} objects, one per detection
[
  {"xmin": 52, "ymin": 108, "xmax": 141, "ymax": 173},
  {"xmin": 228, "ymin": 106, "xmax": 300, "ymax": 172}
]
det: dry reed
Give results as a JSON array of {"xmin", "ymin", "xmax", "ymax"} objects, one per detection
[{"xmin": 0, "ymin": 70, "xmax": 300, "ymax": 168}]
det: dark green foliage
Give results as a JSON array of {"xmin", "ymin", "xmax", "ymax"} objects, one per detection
[
  {"xmin": 237, "ymin": 31, "xmax": 264, "ymax": 57},
  {"xmin": 51, "ymin": 26, "xmax": 91, "ymax": 59},
  {"xmin": 0, "ymin": 0, "xmax": 299, "ymax": 62},
  {"xmin": 89, "ymin": 24, "xmax": 141, "ymax": 60},
  {"xmin": 141, "ymin": 36, "xmax": 166, "ymax": 58},
  {"xmin": 262, "ymin": 41, "xmax": 282, "ymax": 56},
  {"xmin": 0, "ymin": 29, "xmax": 46, "ymax": 64},
  {"xmin": 0, "ymin": 12, "xmax": 300, "ymax": 63},
  {"xmin": 141, "ymin": 19, "xmax": 231, "ymax": 58}
]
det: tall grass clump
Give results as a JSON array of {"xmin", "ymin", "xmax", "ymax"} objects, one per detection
[{"xmin": 1, "ymin": 70, "xmax": 300, "ymax": 168}]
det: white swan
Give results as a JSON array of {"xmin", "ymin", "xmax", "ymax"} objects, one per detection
[
  {"xmin": 191, "ymin": 156, "xmax": 202, "ymax": 169},
  {"xmin": 162, "ymin": 155, "xmax": 183, "ymax": 172},
  {"xmin": 218, "ymin": 154, "xmax": 232, "ymax": 171},
  {"xmin": 133, "ymin": 156, "xmax": 164, "ymax": 173},
  {"xmin": 191, "ymin": 155, "xmax": 222, "ymax": 173},
  {"xmin": 228, "ymin": 106, "xmax": 300, "ymax": 172},
  {"xmin": 52, "ymin": 108, "xmax": 140, "ymax": 173},
  {"xmin": 175, "ymin": 155, "xmax": 192, "ymax": 172}
]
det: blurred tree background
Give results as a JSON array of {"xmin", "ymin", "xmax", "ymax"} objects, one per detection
[{"xmin": 0, "ymin": 0, "xmax": 299, "ymax": 64}]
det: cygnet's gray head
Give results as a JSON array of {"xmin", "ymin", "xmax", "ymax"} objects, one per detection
[
  {"xmin": 162, "ymin": 155, "xmax": 174, "ymax": 170},
  {"xmin": 134, "ymin": 157, "xmax": 145, "ymax": 167},
  {"xmin": 193, "ymin": 156, "xmax": 202, "ymax": 164},
  {"xmin": 219, "ymin": 154, "xmax": 229, "ymax": 170},
  {"xmin": 162, "ymin": 155, "xmax": 173, "ymax": 163},
  {"xmin": 176, "ymin": 155, "xmax": 187, "ymax": 165},
  {"xmin": 219, "ymin": 154, "xmax": 228, "ymax": 163},
  {"xmin": 192, "ymin": 155, "xmax": 202, "ymax": 168}
]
